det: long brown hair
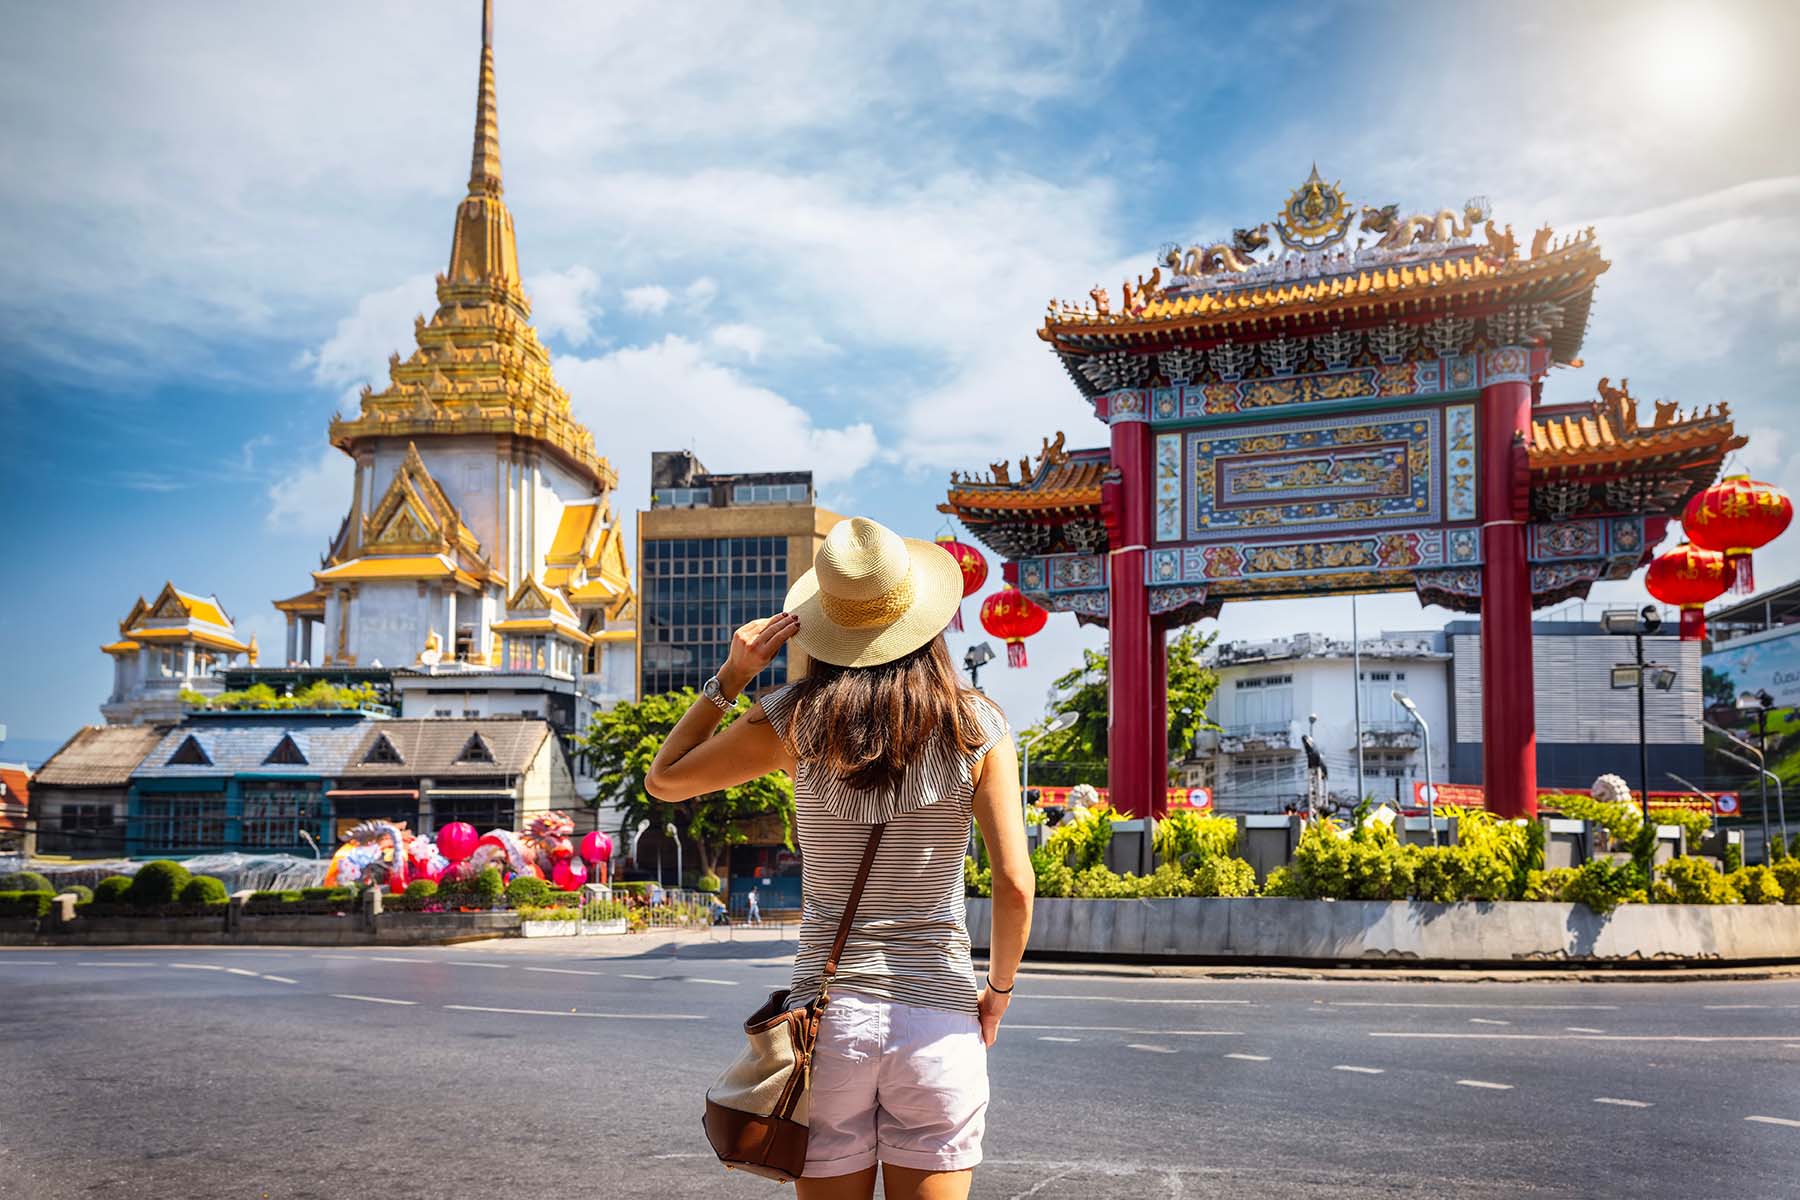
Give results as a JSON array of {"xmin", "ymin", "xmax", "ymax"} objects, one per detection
[{"xmin": 772, "ymin": 635, "xmax": 996, "ymax": 793}]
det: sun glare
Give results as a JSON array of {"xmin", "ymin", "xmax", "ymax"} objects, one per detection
[{"xmin": 1632, "ymin": 4, "xmax": 1751, "ymax": 118}]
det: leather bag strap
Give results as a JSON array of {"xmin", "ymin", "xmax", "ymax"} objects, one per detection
[{"xmin": 819, "ymin": 823, "xmax": 885, "ymax": 995}]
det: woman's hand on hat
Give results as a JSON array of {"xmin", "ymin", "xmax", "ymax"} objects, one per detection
[{"xmin": 720, "ymin": 612, "xmax": 801, "ymax": 697}]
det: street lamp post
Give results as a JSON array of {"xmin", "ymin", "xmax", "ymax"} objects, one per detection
[
  {"xmin": 1737, "ymin": 690, "xmax": 1787, "ymax": 858},
  {"xmin": 1392, "ymin": 691, "xmax": 1434, "ymax": 845},
  {"xmin": 1713, "ymin": 745, "xmax": 1784, "ymax": 864},
  {"xmin": 963, "ymin": 641, "xmax": 996, "ymax": 692},
  {"xmin": 1020, "ymin": 709, "xmax": 1081, "ymax": 804},
  {"xmin": 1602, "ymin": 606, "xmax": 1668, "ymax": 823}
]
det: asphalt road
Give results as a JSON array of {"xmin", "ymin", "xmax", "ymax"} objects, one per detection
[{"xmin": 2, "ymin": 939, "xmax": 1798, "ymax": 1200}]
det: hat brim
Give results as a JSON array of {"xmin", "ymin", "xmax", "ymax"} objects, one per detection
[{"xmin": 784, "ymin": 537, "xmax": 965, "ymax": 669}]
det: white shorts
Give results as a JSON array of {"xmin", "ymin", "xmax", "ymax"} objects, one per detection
[{"xmin": 803, "ymin": 993, "xmax": 988, "ymax": 1177}]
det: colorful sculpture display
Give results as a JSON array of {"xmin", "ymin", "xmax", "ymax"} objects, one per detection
[{"xmin": 324, "ymin": 811, "xmax": 605, "ymax": 893}]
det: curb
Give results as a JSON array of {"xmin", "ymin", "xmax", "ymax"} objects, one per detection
[{"xmin": 982, "ymin": 957, "xmax": 1800, "ymax": 985}]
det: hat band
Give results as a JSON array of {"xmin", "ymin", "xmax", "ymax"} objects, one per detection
[{"xmin": 819, "ymin": 571, "xmax": 916, "ymax": 629}]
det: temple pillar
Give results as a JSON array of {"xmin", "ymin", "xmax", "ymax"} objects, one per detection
[
  {"xmin": 1478, "ymin": 358, "xmax": 1537, "ymax": 819},
  {"xmin": 1106, "ymin": 389, "xmax": 1157, "ymax": 820},
  {"xmin": 301, "ymin": 618, "xmax": 314, "ymax": 666},
  {"xmin": 285, "ymin": 615, "xmax": 298, "ymax": 666},
  {"xmin": 1151, "ymin": 618, "xmax": 1169, "ymax": 819}
]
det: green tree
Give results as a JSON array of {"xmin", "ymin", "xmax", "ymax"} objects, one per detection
[
  {"xmin": 1022, "ymin": 627, "xmax": 1221, "ymax": 786},
  {"xmin": 578, "ymin": 689, "xmax": 793, "ymax": 882},
  {"xmin": 1702, "ymin": 665, "xmax": 1737, "ymax": 709}
]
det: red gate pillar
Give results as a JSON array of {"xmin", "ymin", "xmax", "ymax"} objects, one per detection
[
  {"xmin": 1106, "ymin": 391, "xmax": 1158, "ymax": 820},
  {"xmin": 1152, "ymin": 618, "xmax": 1170, "ymax": 818},
  {"xmin": 1479, "ymin": 364, "xmax": 1538, "ymax": 819}
]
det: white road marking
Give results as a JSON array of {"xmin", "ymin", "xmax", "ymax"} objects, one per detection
[
  {"xmin": 76, "ymin": 962, "xmax": 159, "ymax": 968},
  {"xmin": 522, "ymin": 966, "xmax": 607, "ymax": 977},
  {"xmin": 1023, "ymin": 994, "xmax": 1252, "ymax": 1006},
  {"xmin": 224, "ymin": 967, "xmax": 260, "ymax": 977},
  {"xmin": 1329, "ymin": 1002, "xmax": 1617, "ymax": 1011},
  {"xmin": 1705, "ymin": 1004, "xmax": 1771, "ymax": 1010},
  {"xmin": 369, "ymin": 956, "xmax": 432, "ymax": 964},
  {"xmin": 1225, "ymin": 1053, "xmax": 1271, "ymax": 1062},
  {"xmin": 1457, "ymin": 1079, "xmax": 1514, "ymax": 1090},
  {"xmin": 1746, "ymin": 1116, "xmax": 1800, "ymax": 1129},
  {"xmin": 1594, "ymin": 1098, "xmax": 1651, "ymax": 1108},
  {"xmin": 314, "ymin": 954, "xmax": 367, "ymax": 961},
  {"xmin": 621, "ymin": 972, "xmax": 659, "ymax": 980},
  {"xmin": 1126, "ymin": 1043, "xmax": 1177, "ymax": 1054},
  {"xmin": 1786, "ymin": 1044, "xmax": 1800, "ymax": 1050},
  {"xmin": 332, "ymin": 994, "xmax": 417, "ymax": 1006},
  {"xmin": 1468, "ymin": 1018, "xmax": 1511, "ymax": 1026},
  {"xmin": 168, "ymin": 964, "xmax": 225, "ymax": 972},
  {"xmin": 0, "ymin": 958, "xmax": 59, "ymax": 964},
  {"xmin": 1565, "ymin": 1027, "xmax": 1606, "ymax": 1034},
  {"xmin": 260, "ymin": 975, "xmax": 298, "ymax": 985},
  {"xmin": 687, "ymin": 978, "xmax": 738, "ymax": 986},
  {"xmin": 443, "ymin": 961, "xmax": 508, "ymax": 970},
  {"xmin": 1009, "ymin": 1025, "xmax": 1240, "ymax": 1037},
  {"xmin": 1333, "ymin": 1065, "xmax": 1384, "ymax": 1075},
  {"xmin": 1373, "ymin": 1032, "xmax": 1800, "ymax": 1044},
  {"xmin": 1037, "ymin": 1036, "xmax": 1081, "ymax": 1043},
  {"xmin": 442, "ymin": 1004, "xmax": 705, "ymax": 1020}
]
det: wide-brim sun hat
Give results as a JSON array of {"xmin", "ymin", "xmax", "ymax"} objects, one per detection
[{"xmin": 784, "ymin": 517, "xmax": 964, "ymax": 668}]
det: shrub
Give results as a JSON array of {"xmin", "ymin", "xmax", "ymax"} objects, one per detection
[
  {"xmin": 92, "ymin": 876, "xmax": 133, "ymax": 905},
  {"xmin": 0, "ymin": 890, "xmax": 55, "ymax": 919},
  {"xmin": 1655, "ymin": 857, "xmax": 1737, "ymax": 905},
  {"xmin": 404, "ymin": 879, "xmax": 438, "ymax": 899},
  {"xmin": 504, "ymin": 875, "xmax": 552, "ymax": 908},
  {"xmin": 1040, "ymin": 805, "xmax": 1115, "ymax": 872},
  {"xmin": 471, "ymin": 866, "xmax": 505, "ymax": 906},
  {"xmin": 300, "ymin": 887, "xmax": 338, "ymax": 900},
  {"xmin": 1729, "ymin": 865, "xmax": 1784, "ymax": 905},
  {"xmin": 177, "ymin": 876, "xmax": 229, "ymax": 905},
  {"xmin": 1562, "ymin": 859, "xmax": 1644, "ymax": 914},
  {"xmin": 696, "ymin": 874, "xmax": 722, "ymax": 894},
  {"xmin": 1773, "ymin": 859, "xmax": 1800, "ymax": 905},
  {"xmin": 127, "ymin": 860, "xmax": 192, "ymax": 908},
  {"xmin": 1723, "ymin": 841, "xmax": 1744, "ymax": 873},
  {"xmin": 1030, "ymin": 847, "xmax": 1074, "ymax": 899},
  {"xmin": 1191, "ymin": 856, "xmax": 1257, "ymax": 898},
  {"xmin": 1262, "ymin": 866, "xmax": 1301, "ymax": 897},
  {"xmin": 517, "ymin": 904, "xmax": 581, "ymax": 922},
  {"xmin": 1521, "ymin": 868, "xmax": 1577, "ymax": 902},
  {"xmin": 582, "ymin": 899, "xmax": 629, "ymax": 922},
  {"xmin": 1281, "ymin": 817, "xmax": 1415, "ymax": 901},
  {"xmin": 1070, "ymin": 863, "xmax": 1139, "ymax": 899},
  {"xmin": 0, "ymin": 871, "xmax": 53, "ymax": 893},
  {"xmin": 64, "ymin": 884, "xmax": 94, "ymax": 903},
  {"xmin": 964, "ymin": 856, "xmax": 991, "ymax": 898},
  {"xmin": 1153, "ymin": 812, "xmax": 1237, "ymax": 864}
]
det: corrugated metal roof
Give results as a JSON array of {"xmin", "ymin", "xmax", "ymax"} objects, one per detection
[{"xmin": 33, "ymin": 724, "xmax": 171, "ymax": 788}]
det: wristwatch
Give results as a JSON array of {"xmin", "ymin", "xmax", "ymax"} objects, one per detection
[{"xmin": 702, "ymin": 674, "xmax": 738, "ymax": 713}]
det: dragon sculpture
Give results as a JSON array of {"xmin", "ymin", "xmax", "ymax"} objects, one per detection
[
  {"xmin": 1163, "ymin": 223, "xmax": 1272, "ymax": 277},
  {"xmin": 327, "ymin": 820, "xmax": 415, "ymax": 891},
  {"xmin": 521, "ymin": 811, "xmax": 577, "ymax": 879},
  {"xmin": 1358, "ymin": 199, "xmax": 1491, "ymax": 252}
]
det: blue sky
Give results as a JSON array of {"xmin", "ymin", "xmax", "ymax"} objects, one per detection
[{"xmin": 4, "ymin": 0, "xmax": 1799, "ymax": 763}]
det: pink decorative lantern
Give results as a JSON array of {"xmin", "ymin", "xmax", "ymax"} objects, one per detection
[
  {"xmin": 552, "ymin": 859, "xmax": 588, "ymax": 892},
  {"xmin": 579, "ymin": 831, "xmax": 612, "ymax": 865},
  {"xmin": 438, "ymin": 822, "xmax": 479, "ymax": 863}
]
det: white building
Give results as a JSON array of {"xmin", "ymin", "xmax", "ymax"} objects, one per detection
[
  {"xmin": 1196, "ymin": 631, "xmax": 1452, "ymax": 812},
  {"xmin": 100, "ymin": 584, "xmax": 257, "ymax": 724}
]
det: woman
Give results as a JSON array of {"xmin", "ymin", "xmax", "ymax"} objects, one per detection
[{"xmin": 646, "ymin": 516, "xmax": 1035, "ymax": 1200}]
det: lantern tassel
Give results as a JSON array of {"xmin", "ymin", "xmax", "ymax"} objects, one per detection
[
  {"xmin": 1680, "ymin": 606, "xmax": 1706, "ymax": 641},
  {"xmin": 1728, "ymin": 552, "xmax": 1754, "ymax": 595},
  {"xmin": 949, "ymin": 603, "xmax": 964, "ymax": 633},
  {"xmin": 1007, "ymin": 640, "xmax": 1027, "ymax": 668}
]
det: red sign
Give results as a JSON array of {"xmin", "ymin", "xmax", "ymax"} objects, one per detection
[
  {"xmin": 1031, "ymin": 786, "xmax": 1211, "ymax": 812},
  {"xmin": 1412, "ymin": 781, "xmax": 1487, "ymax": 808},
  {"xmin": 1410, "ymin": 782, "xmax": 1725, "ymax": 814}
]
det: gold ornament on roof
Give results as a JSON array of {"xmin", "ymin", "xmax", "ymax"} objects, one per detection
[{"xmin": 1276, "ymin": 164, "xmax": 1353, "ymax": 250}]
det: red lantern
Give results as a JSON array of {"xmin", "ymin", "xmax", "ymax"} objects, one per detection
[
  {"xmin": 1645, "ymin": 542, "xmax": 1734, "ymax": 640},
  {"xmin": 935, "ymin": 536, "xmax": 988, "ymax": 632},
  {"xmin": 979, "ymin": 585, "xmax": 1048, "ymax": 667},
  {"xmin": 1683, "ymin": 474, "xmax": 1792, "ymax": 595}
]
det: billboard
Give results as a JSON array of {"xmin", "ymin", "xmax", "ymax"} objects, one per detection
[{"xmin": 1704, "ymin": 624, "xmax": 1800, "ymax": 711}]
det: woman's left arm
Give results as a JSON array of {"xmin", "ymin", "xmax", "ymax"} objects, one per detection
[{"xmin": 644, "ymin": 614, "xmax": 800, "ymax": 802}]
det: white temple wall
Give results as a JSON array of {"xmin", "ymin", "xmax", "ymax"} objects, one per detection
[
  {"xmin": 367, "ymin": 437, "xmax": 508, "ymax": 567},
  {"xmin": 349, "ymin": 581, "xmax": 428, "ymax": 668},
  {"xmin": 530, "ymin": 456, "xmax": 600, "ymax": 581}
]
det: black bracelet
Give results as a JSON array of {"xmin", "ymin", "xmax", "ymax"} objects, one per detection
[{"xmin": 986, "ymin": 975, "xmax": 1015, "ymax": 994}]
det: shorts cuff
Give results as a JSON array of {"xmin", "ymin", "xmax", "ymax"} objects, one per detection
[
  {"xmin": 803, "ymin": 1148, "xmax": 878, "ymax": 1178},
  {"xmin": 878, "ymin": 1144, "xmax": 983, "ymax": 1172}
]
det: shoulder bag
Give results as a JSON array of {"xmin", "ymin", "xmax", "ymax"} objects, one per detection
[{"xmin": 702, "ymin": 822, "xmax": 885, "ymax": 1182}]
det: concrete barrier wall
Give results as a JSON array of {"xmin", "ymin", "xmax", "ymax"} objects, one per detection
[
  {"xmin": 966, "ymin": 898, "xmax": 1800, "ymax": 964},
  {"xmin": 4, "ymin": 910, "xmax": 521, "ymax": 947}
]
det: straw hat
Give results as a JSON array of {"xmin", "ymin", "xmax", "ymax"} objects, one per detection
[{"xmin": 784, "ymin": 517, "xmax": 964, "ymax": 668}]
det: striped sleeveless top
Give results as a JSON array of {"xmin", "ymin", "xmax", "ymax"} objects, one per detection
[{"xmin": 758, "ymin": 683, "xmax": 1011, "ymax": 1016}]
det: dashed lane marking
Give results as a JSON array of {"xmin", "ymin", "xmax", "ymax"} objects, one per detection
[
  {"xmin": 260, "ymin": 975, "xmax": 298, "ymax": 985},
  {"xmin": 522, "ymin": 967, "xmax": 607, "ymax": 977},
  {"xmin": 1705, "ymin": 1004, "xmax": 1771, "ymax": 1010},
  {"xmin": 0, "ymin": 958, "xmax": 59, "ymax": 964},
  {"xmin": 331, "ymin": 994, "xmax": 417, "ymax": 1006},
  {"xmin": 1022, "ymin": 994, "xmax": 1252, "ymax": 1006},
  {"xmin": 1009, "ymin": 1025, "xmax": 1240, "ymax": 1037},
  {"xmin": 224, "ymin": 968, "xmax": 260, "ymax": 977},
  {"xmin": 1126, "ymin": 1044, "xmax": 1178, "ymax": 1054},
  {"xmin": 1037, "ymin": 1036, "xmax": 1081, "ymax": 1043},
  {"xmin": 621, "ymin": 973, "xmax": 659, "ymax": 980},
  {"xmin": 442, "ymin": 1005, "xmax": 706, "ymax": 1020},
  {"xmin": 168, "ymin": 964, "xmax": 225, "ymax": 972},
  {"xmin": 1566, "ymin": 1027, "xmax": 1606, "ymax": 1034},
  {"xmin": 1373, "ymin": 1032, "xmax": 1800, "ymax": 1043},
  {"xmin": 1333, "ymin": 1065, "xmax": 1384, "ymax": 1074},
  {"xmin": 1745, "ymin": 1116, "xmax": 1800, "ymax": 1129},
  {"xmin": 1225, "ymin": 1053, "xmax": 1271, "ymax": 1062},
  {"xmin": 1328, "ymin": 1002, "xmax": 1617, "ymax": 1011},
  {"xmin": 1456, "ymin": 1079, "xmax": 1514, "ymax": 1091},
  {"xmin": 687, "ymin": 978, "xmax": 739, "ymax": 986},
  {"xmin": 76, "ymin": 962, "xmax": 160, "ymax": 968},
  {"xmin": 1594, "ymin": 1098, "xmax": 1651, "ymax": 1108},
  {"xmin": 1468, "ymin": 1018, "xmax": 1511, "ymax": 1026},
  {"xmin": 368, "ymin": 956, "xmax": 432, "ymax": 964},
  {"xmin": 442, "ymin": 961, "xmax": 509, "ymax": 970}
]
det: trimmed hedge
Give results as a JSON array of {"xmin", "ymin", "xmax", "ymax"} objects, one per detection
[
  {"xmin": 93, "ymin": 876, "xmax": 133, "ymax": 905},
  {"xmin": 0, "ymin": 871, "xmax": 53, "ymax": 893},
  {"xmin": 178, "ymin": 876, "xmax": 229, "ymax": 905},
  {"xmin": 65, "ymin": 884, "xmax": 95, "ymax": 904},
  {"xmin": 504, "ymin": 876, "xmax": 552, "ymax": 908},
  {"xmin": 128, "ymin": 860, "xmax": 192, "ymax": 908},
  {"xmin": 0, "ymin": 890, "xmax": 55, "ymax": 919},
  {"xmin": 404, "ymin": 880, "xmax": 438, "ymax": 899}
]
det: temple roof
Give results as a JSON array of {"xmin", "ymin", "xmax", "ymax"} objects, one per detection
[
  {"xmin": 114, "ymin": 583, "xmax": 250, "ymax": 655},
  {"xmin": 313, "ymin": 443, "xmax": 495, "ymax": 591},
  {"xmin": 1529, "ymin": 379, "xmax": 1744, "ymax": 474},
  {"xmin": 326, "ymin": 0, "xmax": 613, "ymax": 492}
]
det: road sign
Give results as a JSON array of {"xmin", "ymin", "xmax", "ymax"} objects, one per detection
[{"xmin": 1713, "ymin": 792, "xmax": 1741, "ymax": 817}]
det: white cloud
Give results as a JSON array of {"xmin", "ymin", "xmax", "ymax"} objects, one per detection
[
  {"xmin": 684, "ymin": 277, "xmax": 719, "ymax": 311},
  {"xmin": 708, "ymin": 323, "xmax": 765, "ymax": 362},
  {"xmin": 622, "ymin": 285, "xmax": 672, "ymax": 316},
  {"xmin": 293, "ymin": 274, "xmax": 436, "ymax": 402},
  {"xmin": 264, "ymin": 447, "xmax": 354, "ymax": 539},
  {"xmin": 525, "ymin": 264, "xmax": 603, "ymax": 346}
]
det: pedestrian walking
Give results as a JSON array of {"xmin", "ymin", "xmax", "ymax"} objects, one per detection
[
  {"xmin": 746, "ymin": 885, "xmax": 762, "ymax": 926},
  {"xmin": 647, "ymin": 517, "xmax": 1034, "ymax": 1200}
]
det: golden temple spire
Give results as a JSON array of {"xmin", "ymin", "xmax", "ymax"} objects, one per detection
[
  {"xmin": 469, "ymin": 0, "xmax": 502, "ymax": 198},
  {"xmin": 447, "ymin": 0, "xmax": 520, "ymax": 291}
]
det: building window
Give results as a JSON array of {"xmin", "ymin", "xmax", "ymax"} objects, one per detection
[
  {"xmin": 456, "ymin": 733, "xmax": 496, "ymax": 765},
  {"xmin": 61, "ymin": 804, "xmax": 115, "ymax": 835},
  {"xmin": 433, "ymin": 708, "xmax": 454, "ymax": 718},
  {"xmin": 430, "ymin": 796, "xmax": 514, "ymax": 830},
  {"xmin": 1232, "ymin": 674, "xmax": 1293, "ymax": 730},
  {"xmin": 652, "ymin": 487, "xmax": 711, "ymax": 508},
  {"xmin": 731, "ymin": 482, "xmax": 809, "ymax": 506},
  {"xmin": 462, "ymin": 709, "xmax": 481, "ymax": 718},
  {"xmin": 166, "ymin": 735, "xmax": 212, "ymax": 767},
  {"xmin": 640, "ymin": 535, "xmax": 790, "ymax": 697},
  {"xmin": 135, "ymin": 793, "xmax": 228, "ymax": 853},
  {"xmin": 240, "ymin": 783, "xmax": 322, "ymax": 851},
  {"xmin": 264, "ymin": 734, "xmax": 308, "ymax": 766},
  {"xmin": 364, "ymin": 733, "xmax": 404, "ymax": 765}
]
